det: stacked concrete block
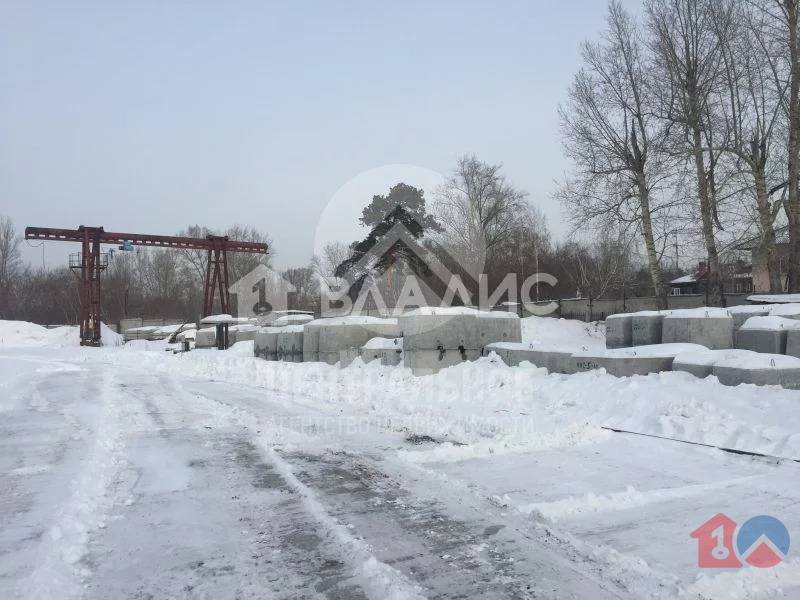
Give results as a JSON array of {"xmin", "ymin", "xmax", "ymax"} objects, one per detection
[
  {"xmin": 302, "ymin": 320, "xmax": 326, "ymax": 362},
  {"xmin": 276, "ymin": 325, "xmax": 304, "ymax": 362},
  {"xmin": 631, "ymin": 311, "xmax": 671, "ymax": 346},
  {"xmin": 254, "ymin": 327, "xmax": 281, "ymax": 360},
  {"xmin": 662, "ymin": 308, "xmax": 734, "ymax": 349},
  {"xmin": 229, "ymin": 324, "xmax": 259, "ymax": 345},
  {"xmin": 317, "ymin": 318, "xmax": 401, "ymax": 365},
  {"xmin": 712, "ymin": 352, "xmax": 800, "ymax": 390},
  {"xmin": 673, "ymin": 348, "xmax": 800, "ymax": 389},
  {"xmin": 572, "ymin": 343, "xmax": 706, "ymax": 377},
  {"xmin": 788, "ymin": 330, "xmax": 800, "ymax": 359},
  {"xmin": 195, "ymin": 326, "xmax": 217, "ymax": 349},
  {"xmin": 727, "ymin": 305, "xmax": 771, "ymax": 330},
  {"xmin": 483, "ymin": 342, "xmax": 575, "ymax": 373},
  {"xmin": 360, "ymin": 337, "xmax": 403, "ymax": 366},
  {"xmin": 400, "ymin": 308, "xmax": 521, "ymax": 375},
  {"xmin": 735, "ymin": 316, "xmax": 800, "ymax": 355},
  {"xmin": 605, "ymin": 314, "xmax": 633, "ymax": 348},
  {"xmin": 769, "ymin": 304, "xmax": 800, "ymax": 320}
]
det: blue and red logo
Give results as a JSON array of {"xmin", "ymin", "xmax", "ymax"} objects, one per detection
[{"xmin": 691, "ymin": 513, "xmax": 790, "ymax": 568}]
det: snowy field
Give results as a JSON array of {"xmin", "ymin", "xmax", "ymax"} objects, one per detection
[{"xmin": 1, "ymin": 317, "xmax": 799, "ymax": 599}]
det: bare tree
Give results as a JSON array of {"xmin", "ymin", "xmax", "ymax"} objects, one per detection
[
  {"xmin": 434, "ymin": 155, "xmax": 528, "ymax": 276},
  {"xmin": 559, "ymin": 1, "xmax": 670, "ymax": 308},
  {"xmin": 711, "ymin": 1, "xmax": 788, "ymax": 292},
  {"xmin": 647, "ymin": 0, "xmax": 734, "ymax": 306},
  {"xmin": 0, "ymin": 215, "xmax": 22, "ymax": 317}
]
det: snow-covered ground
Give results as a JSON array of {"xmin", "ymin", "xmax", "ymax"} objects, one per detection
[{"xmin": 1, "ymin": 317, "xmax": 798, "ymax": 599}]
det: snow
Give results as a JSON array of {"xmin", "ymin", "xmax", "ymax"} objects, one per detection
[
  {"xmin": 675, "ymin": 347, "xmax": 800, "ymax": 369},
  {"xmin": 573, "ymin": 343, "xmax": 707, "ymax": 359},
  {"xmin": 272, "ymin": 314, "xmax": 314, "ymax": 326},
  {"xmin": 670, "ymin": 274, "xmax": 698, "ymax": 284},
  {"xmin": 363, "ymin": 336, "xmax": 402, "ymax": 349},
  {"xmin": 665, "ymin": 307, "xmax": 732, "ymax": 319},
  {"xmin": 521, "ymin": 315, "xmax": 606, "ymax": 350},
  {"xmin": 308, "ymin": 315, "xmax": 398, "ymax": 326},
  {"xmin": 740, "ymin": 316, "xmax": 800, "ymax": 330},
  {"xmin": 3, "ymin": 318, "xmax": 800, "ymax": 599},
  {"xmin": 0, "ymin": 320, "xmax": 122, "ymax": 348},
  {"xmin": 749, "ymin": 294, "xmax": 800, "ymax": 304},
  {"xmin": 768, "ymin": 304, "xmax": 800, "ymax": 317}
]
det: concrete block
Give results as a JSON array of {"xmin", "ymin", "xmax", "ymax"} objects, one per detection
[
  {"xmin": 788, "ymin": 330, "xmax": 800, "ymax": 359},
  {"xmin": 399, "ymin": 309, "xmax": 521, "ymax": 352},
  {"xmin": 727, "ymin": 305, "xmax": 771, "ymax": 329},
  {"xmin": 571, "ymin": 344, "xmax": 705, "ymax": 377},
  {"xmin": 483, "ymin": 343, "xmax": 576, "ymax": 374},
  {"xmin": 482, "ymin": 342, "xmax": 543, "ymax": 367},
  {"xmin": 769, "ymin": 304, "xmax": 800, "ymax": 320},
  {"xmin": 339, "ymin": 348, "xmax": 361, "ymax": 367},
  {"xmin": 360, "ymin": 346, "xmax": 403, "ymax": 366},
  {"xmin": 631, "ymin": 311, "xmax": 670, "ymax": 346},
  {"xmin": 302, "ymin": 319, "xmax": 332, "ymax": 362},
  {"xmin": 254, "ymin": 328, "xmax": 281, "ymax": 360},
  {"xmin": 662, "ymin": 309, "xmax": 734, "ymax": 349},
  {"xmin": 672, "ymin": 349, "xmax": 755, "ymax": 379},
  {"xmin": 403, "ymin": 348, "xmax": 482, "ymax": 376},
  {"xmin": 360, "ymin": 337, "xmax": 403, "ymax": 366},
  {"xmin": 277, "ymin": 326, "xmax": 304, "ymax": 362},
  {"xmin": 735, "ymin": 328, "xmax": 789, "ymax": 355},
  {"xmin": 318, "ymin": 322, "xmax": 401, "ymax": 355},
  {"xmin": 195, "ymin": 327, "xmax": 217, "ymax": 349},
  {"xmin": 605, "ymin": 314, "xmax": 633, "ymax": 349},
  {"xmin": 712, "ymin": 354, "xmax": 800, "ymax": 389},
  {"xmin": 229, "ymin": 326, "xmax": 258, "ymax": 346}
]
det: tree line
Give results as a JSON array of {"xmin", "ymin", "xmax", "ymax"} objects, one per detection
[{"xmin": 559, "ymin": 0, "xmax": 800, "ymax": 307}]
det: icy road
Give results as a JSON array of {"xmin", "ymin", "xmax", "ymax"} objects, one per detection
[{"xmin": 2, "ymin": 338, "xmax": 800, "ymax": 598}]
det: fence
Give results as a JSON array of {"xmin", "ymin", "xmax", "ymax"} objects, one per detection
[{"xmin": 557, "ymin": 293, "xmax": 751, "ymax": 322}]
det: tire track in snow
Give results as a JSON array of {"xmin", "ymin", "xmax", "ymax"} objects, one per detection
[
  {"xmin": 157, "ymin": 371, "xmax": 426, "ymax": 600},
  {"xmin": 19, "ymin": 367, "xmax": 130, "ymax": 600}
]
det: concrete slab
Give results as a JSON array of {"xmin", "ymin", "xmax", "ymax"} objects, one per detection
[
  {"xmin": 662, "ymin": 308, "xmax": 734, "ymax": 349},
  {"xmin": 339, "ymin": 348, "xmax": 361, "ymax": 368},
  {"xmin": 769, "ymin": 304, "xmax": 800, "ymax": 320},
  {"xmin": 788, "ymin": 330, "xmax": 800, "ymax": 359},
  {"xmin": 571, "ymin": 344, "xmax": 706, "ymax": 377},
  {"xmin": 672, "ymin": 349, "xmax": 757, "ymax": 379},
  {"xmin": 399, "ymin": 308, "xmax": 521, "ymax": 352},
  {"xmin": 630, "ymin": 311, "xmax": 670, "ymax": 346},
  {"xmin": 318, "ymin": 322, "xmax": 401, "ymax": 356},
  {"xmin": 735, "ymin": 328, "xmax": 789, "ymax": 355},
  {"xmin": 727, "ymin": 305, "xmax": 771, "ymax": 329},
  {"xmin": 360, "ymin": 346, "xmax": 404, "ymax": 366},
  {"xmin": 195, "ymin": 327, "xmax": 217, "ymax": 349},
  {"xmin": 712, "ymin": 354, "xmax": 800, "ymax": 390},
  {"xmin": 360, "ymin": 337, "xmax": 403, "ymax": 366},
  {"xmin": 605, "ymin": 314, "xmax": 632, "ymax": 349},
  {"xmin": 403, "ymin": 348, "xmax": 482, "ymax": 376},
  {"xmin": 254, "ymin": 328, "xmax": 280, "ymax": 360},
  {"xmin": 277, "ymin": 326, "xmax": 304, "ymax": 362}
]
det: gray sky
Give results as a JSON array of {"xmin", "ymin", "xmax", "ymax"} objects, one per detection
[{"xmin": 1, "ymin": 0, "xmax": 637, "ymax": 270}]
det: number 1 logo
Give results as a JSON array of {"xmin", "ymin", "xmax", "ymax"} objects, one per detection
[{"xmin": 690, "ymin": 513, "xmax": 743, "ymax": 568}]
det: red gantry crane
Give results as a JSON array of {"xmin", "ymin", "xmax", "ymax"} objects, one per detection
[{"xmin": 25, "ymin": 225, "xmax": 269, "ymax": 346}]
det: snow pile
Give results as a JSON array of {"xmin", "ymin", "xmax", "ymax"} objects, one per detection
[
  {"xmin": 664, "ymin": 307, "xmax": 731, "ymax": 319},
  {"xmin": 521, "ymin": 316, "xmax": 605, "ymax": 350},
  {"xmin": 768, "ymin": 304, "xmax": 800, "ymax": 318},
  {"xmin": 273, "ymin": 314, "xmax": 314, "ymax": 326},
  {"xmin": 363, "ymin": 337, "xmax": 402, "ymax": 349},
  {"xmin": 112, "ymin": 344, "xmax": 800, "ymax": 463},
  {"xmin": 0, "ymin": 320, "xmax": 122, "ymax": 347},
  {"xmin": 740, "ymin": 315, "xmax": 800, "ymax": 330},
  {"xmin": 749, "ymin": 294, "xmax": 800, "ymax": 304}
]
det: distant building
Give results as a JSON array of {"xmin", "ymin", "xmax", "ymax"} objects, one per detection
[
  {"xmin": 734, "ymin": 226, "xmax": 790, "ymax": 293},
  {"xmin": 669, "ymin": 261, "xmax": 708, "ymax": 295}
]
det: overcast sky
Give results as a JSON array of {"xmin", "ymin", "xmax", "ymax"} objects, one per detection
[{"xmin": 1, "ymin": 0, "xmax": 639, "ymax": 270}]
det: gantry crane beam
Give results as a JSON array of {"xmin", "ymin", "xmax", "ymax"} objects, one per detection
[{"xmin": 25, "ymin": 225, "xmax": 269, "ymax": 346}]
